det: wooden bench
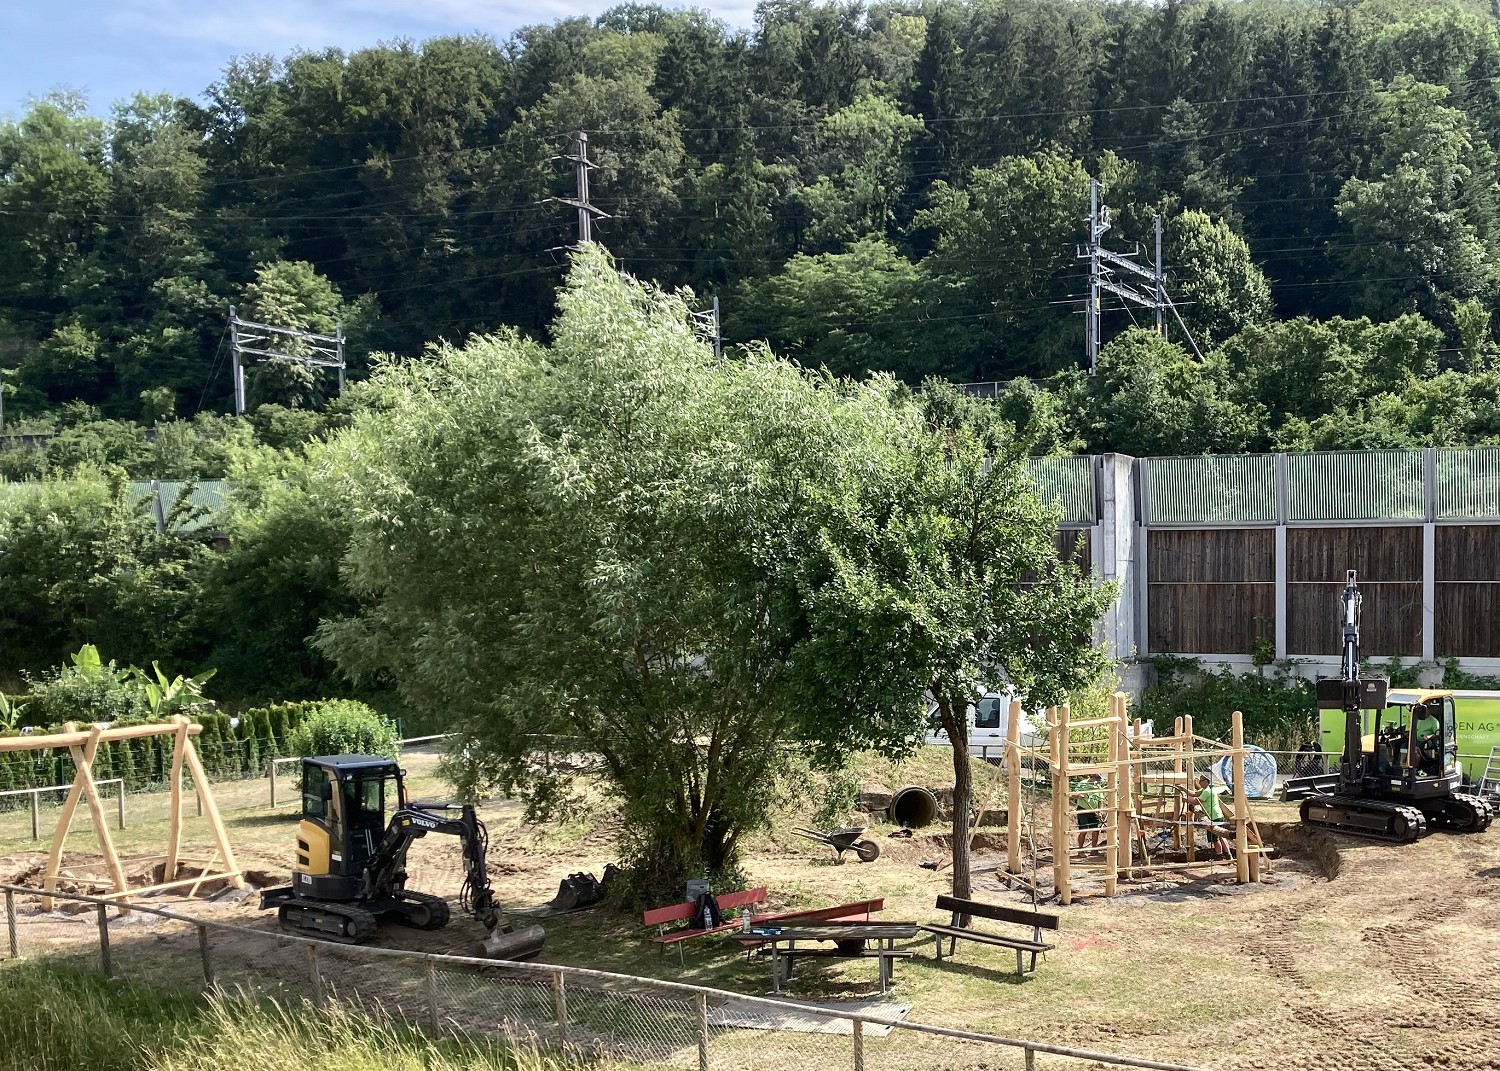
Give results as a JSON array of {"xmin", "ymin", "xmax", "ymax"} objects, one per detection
[
  {"xmin": 642, "ymin": 887, "xmax": 767, "ymax": 965},
  {"xmin": 919, "ymin": 895, "xmax": 1059, "ymax": 976}
]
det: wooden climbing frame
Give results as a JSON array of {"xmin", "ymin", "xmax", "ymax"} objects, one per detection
[
  {"xmin": 0, "ymin": 714, "xmax": 243, "ymax": 909},
  {"xmin": 1003, "ymin": 694, "xmax": 1273, "ymax": 905}
]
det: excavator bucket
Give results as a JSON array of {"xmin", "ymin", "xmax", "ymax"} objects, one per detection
[{"xmin": 471, "ymin": 913, "xmax": 547, "ymax": 961}]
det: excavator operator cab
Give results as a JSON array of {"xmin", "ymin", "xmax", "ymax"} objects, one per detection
[
  {"xmin": 1369, "ymin": 692, "xmax": 1458, "ymax": 784},
  {"xmin": 295, "ymin": 756, "xmax": 406, "ymax": 899}
]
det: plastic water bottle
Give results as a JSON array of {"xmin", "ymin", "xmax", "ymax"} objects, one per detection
[{"xmin": 740, "ymin": 907, "xmax": 752, "ymax": 933}]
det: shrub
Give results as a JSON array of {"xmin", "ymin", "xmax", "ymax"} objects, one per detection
[
  {"xmin": 1137, "ymin": 656, "xmax": 1317, "ymax": 746},
  {"xmin": 287, "ymin": 700, "xmax": 398, "ymax": 759}
]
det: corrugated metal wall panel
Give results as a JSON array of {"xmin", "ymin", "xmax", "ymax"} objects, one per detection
[
  {"xmin": 1436, "ymin": 447, "xmax": 1500, "ymax": 519},
  {"xmin": 1027, "ymin": 455, "xmax": 1095, "ymax": 525},
  {"xmin": 1143, "ymin": 454, "xmax": 1277, "ymax": 524},
  {"xmin": 1286, "ymin": 450, "xmax": 1424, "ymax": 521}
]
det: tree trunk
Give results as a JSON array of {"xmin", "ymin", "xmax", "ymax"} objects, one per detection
[{"xmin": 938, "ymin": 695, "xmax": 974, "ymax": 900}]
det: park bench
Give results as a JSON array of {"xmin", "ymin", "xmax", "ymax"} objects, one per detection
[
  {"xmin": 642, "ymin": 887, "xmax": 768, "ymax": 965},
  {"xmin": 919, "ymin": 894, "xmax": 1059, "ymax": 976}
]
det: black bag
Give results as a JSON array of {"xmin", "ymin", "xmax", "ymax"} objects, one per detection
[{"xmin": 691, "ymin": 891, "xmax": 722, "ymax": 930}]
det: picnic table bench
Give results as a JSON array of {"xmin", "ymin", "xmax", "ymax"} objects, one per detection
[
  {"xmin": 643, "ymin": 887, "xmax": 768, "ymax": 964},
  {"xmin": 918, "ymin": 894, "xmax": 1059, "ymax": 976},
  {"xmin": 736, "ymin": 922, "xmax": 917, "ymax": 994},
  {"xmin": 730, "ymin": 897, "xmax": 885, "ymax": 953}
]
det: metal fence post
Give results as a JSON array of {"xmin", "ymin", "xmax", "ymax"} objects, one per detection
[
  {"xmin": 852, "ymin": 1017, "xmax": 864, "ymax": 1071},
  {"xmin": 308, "ymin": 943, "xmax": 324, "ymax": 1005},
  {"xmin": 4, "ymin": 889, "xmax": 17, "ymax": 959},
  {"xmin": 96, "ymin": 903, "xmax": 112, "ymax": 977},
  {"xmin": 29, "ymin": 790, "xmax": 40, "ymax": 841},
  {"xmin": 198, "ymin": 924, "xmax": 214, "ymax": 987},
  {"xmin": 697, "ymin": 992, "xmax": 710, "ymax": 1071},
  {"xmin": 552, "ymin": 969, "xmax": 568, "ymax": 1047},
  {"xmin": 116, "ymin": 781, "xmax": 126, "ymax": 830},
  {"xmin": 425, "ymin": 960, "xmax": 440, "ymax": 1034}
]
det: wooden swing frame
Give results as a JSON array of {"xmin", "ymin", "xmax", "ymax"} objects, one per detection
[{"xmin": 0, "ymin": 714, "xmax": 243, "ymax": 909}]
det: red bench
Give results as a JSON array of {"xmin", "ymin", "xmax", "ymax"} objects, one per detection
[{"xmin": 643, "ymin": 887, "xmax": 768, "ymax": 965}]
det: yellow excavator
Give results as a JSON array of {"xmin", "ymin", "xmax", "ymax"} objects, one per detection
[{"xmin": 260, "ymin": 755, "xmax": 544, "ymax": 959}]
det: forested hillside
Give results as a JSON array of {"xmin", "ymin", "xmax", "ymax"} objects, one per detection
[{"xmin": 1, "ymin": 0, "xmax": 1498, "ymax": 458}]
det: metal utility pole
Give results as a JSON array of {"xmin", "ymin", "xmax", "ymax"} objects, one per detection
[
  {"xmin": 1076, "ymin": 184, "xmax": 1202, "ymax": 370},
  {"xmin": 547, "ymin": 132, "xmax": 611, "ymax": 247},
  {"xmin": 1153, "ymin": 213, "xmax": 1166, "ymax": 336},
  {"xmin": 227, "ymin": 306, "xmax": 346, "ymax": 416},
  {"xmin": 711, "ymin": 296, "xmax": 723, "ymax": 360}
]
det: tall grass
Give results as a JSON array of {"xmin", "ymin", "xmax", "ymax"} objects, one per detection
[{"xmin": 0, "ymin": 960, "xmax": 582, "ymax": 1071}]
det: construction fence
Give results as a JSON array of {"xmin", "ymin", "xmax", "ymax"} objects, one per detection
[{"xmin": 0, "ymin": 882, "xmax": 1204, "ymax": 1071}]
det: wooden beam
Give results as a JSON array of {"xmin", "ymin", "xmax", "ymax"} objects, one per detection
[
  {"xmin": 180, "ymin": 733, "xmax": 244, "ymax": 889},
  {"xmin": 0, "ymin": 721, "xmax": 203, "ymax": 753},
  {"xmin": 163, "ymin": 716, "xmax": 190, "ymax": 884},
  {"xmin": 1056, "ymin": 703, "xmax": 1072, "ymax": 906},
  {"xmin": 42, "ymin": 722, "xmax": 86, "ymax": 911},
  {"xmin": 1005, "ymin": 699, "xmax": 1023, "ymax": 877},
  {"xmin": 68, "ymin": 726, "xmax": 130, "ymax": 904},
  {"xmin": 1231, "ymin": 711, "xmax": 1250, "ymax": 884}
]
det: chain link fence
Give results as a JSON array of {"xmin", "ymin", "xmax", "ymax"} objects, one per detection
[{"xmin": 1, "ymin": 882, "xmax": 1206, "ymax": 1071}]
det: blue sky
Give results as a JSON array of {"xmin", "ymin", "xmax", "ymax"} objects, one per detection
[{"xmin": 2, "ymin": 0, "xmax": 759, "ymax": 118}]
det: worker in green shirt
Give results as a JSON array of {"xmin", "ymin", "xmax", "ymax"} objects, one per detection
[
  {"xmin": 1073, "ymin": 775, "xmax": 1105, "ymax": 851},
  {"xmin": 1193, "ymin": 775, "xmax": 1231, "ymax": 859},
  {"xmin": 1412, "ymin": 705, "xmax": 1442, "ymax": 774}
]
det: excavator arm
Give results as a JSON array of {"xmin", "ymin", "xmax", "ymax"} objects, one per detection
[{"xmin": 364, "ymin": 803, "xmax": 500, "ymax": 929}]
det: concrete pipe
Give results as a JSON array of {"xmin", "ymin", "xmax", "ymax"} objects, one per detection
[{"xmin": 891, "ymin": 785, "xmax": 938, "ymax": 829}]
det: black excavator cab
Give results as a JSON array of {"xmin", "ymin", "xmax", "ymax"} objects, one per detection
[{"xmin": 294, "ymin": 755, "xmax": 405, "ymax": 901}]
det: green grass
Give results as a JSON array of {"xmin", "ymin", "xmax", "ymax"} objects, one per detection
[{"xmin": 0, "ymin": 959, "xmax": 584, "ymax": 1071}]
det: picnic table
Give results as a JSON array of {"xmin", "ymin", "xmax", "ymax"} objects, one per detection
[{"xmin": 732, "ymin": 921, "xmax": 918, "ymax": 994}]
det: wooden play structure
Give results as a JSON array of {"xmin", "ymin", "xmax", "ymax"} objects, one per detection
[
  {"xmin": 1002, "ymin": 694, "xmax": 1272, "ymax": 904},
  {"xmin": 0, "ymin": 714, "xmax": 242, "ymax": 909}
]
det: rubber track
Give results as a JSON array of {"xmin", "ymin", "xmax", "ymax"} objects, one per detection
[
  {"xmin": 1299, "ymin": 795, "xmax": 1427, "ymax": 842},
  {"xmin": 1431, "ymin": 792, "xmax": 1495, "ymax": 833},
  {"xmin": 391, "ymin": 890, "xmax": 452, "ymax": 930},
  {"xmin": 277, "ymin": 901, "xmax": 380, "ymax": 944}
]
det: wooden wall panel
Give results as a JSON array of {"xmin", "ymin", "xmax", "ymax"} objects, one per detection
[
  {"xmin": 1286, "ymin": 526, "xmax": 1422, "ymax": 582},
  {"xmin": 1148, "ymin": 583, "xmax": 1274, "ymax": 654},
  {"xmin": 1435, "ymin": 583, "xmax": 1500, "ymax": 657},
  {"xmin": 1057, "ymin": 529, "xmax": 1091, "ymax": 574},
  {"xmin": 1148, "ymin": 529, "xmax": 1273, "ymax": 583},
  {"xmin": 1288, "ymin": 581, "xmax": 1422, "ymax": 656},
  {"xmin": 1435, "ymin": 525, "xmax": 1500, "ymax": 582}
]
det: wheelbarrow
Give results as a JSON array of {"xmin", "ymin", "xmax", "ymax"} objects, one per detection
[{"xmin": 791, "ymin": 826, "xmax": 882, "ymax": 863}]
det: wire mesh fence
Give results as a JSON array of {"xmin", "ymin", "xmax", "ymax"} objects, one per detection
[{"xmin": 0, "ymin": 882, "xmax": 1207, "ymax": 1071}]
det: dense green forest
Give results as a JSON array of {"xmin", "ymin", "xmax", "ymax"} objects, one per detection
[{"xmin": 1, "ymin": 0, "xmax": 1498, "ymax": 460}]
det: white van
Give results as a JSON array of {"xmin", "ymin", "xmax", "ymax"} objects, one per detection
[{"xmin": 924, "ymin": 691, "xmax": 1043, "ymax": 761}]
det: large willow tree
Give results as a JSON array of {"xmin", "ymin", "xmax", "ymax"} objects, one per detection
[{"xmin": 318, "ymin": 246, "xmax": 1106, "ymax": 896}]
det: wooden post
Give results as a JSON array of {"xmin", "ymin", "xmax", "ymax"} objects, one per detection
[
  {"xmin": 697, "ymin": 991, "xmax": 711, "ymax": 1071},
  {"xmin": 116, "ymin": 780, "xmax": 126, "ymax": 830},
  {"xmin": 1005, "ymin": 698, "xmax": 1023, "ymax": 877},
  {"xmin": 42, "ymin": 722, "xmax": 85, "ymax": 910},
  {"xmin": 1103, "ymin": 696, "xmax": 1120, "ymax": 896},
  {"xmin": 552, "ymin": 969, "xmax": 568, "ymax": 1047},
  {"xmin": 1183, "ymin": 715, "xmax": 1196, "ymax": 864},
  {"xmin": 1025, "ymin": 1046, "xmax": 1037, "ymax": 1070},
  {"xmin": 1232, "ymin": 710, "xmax": 1250, "ymax": 884},
  {"xmin": 4, "ymin": 889, "xmax": 17, "ymax": 959},
  {"xmin": 308, "ymin": 943, "xmax": 324, "ymax": 1005},
  {"xmin": 1048, "ymin": 707, "xmax": 1064, "ymax": 901},
  {"xmin": 68, "ymin": 727, "xmax": 129, "ymax": 903},
  {"xmin": 180, "ymin": 733, "xmax": 245, "ymax": 889},
  {"xmin": 269, "ymin": 759, "xmax": 278, "ymax": 808},
  {"xmin": 96, "ymin": 903, "xmax": 112, "ymax": 977},
  {"xmin": 198, "ymin": 924, "xmax": 214, "ymax": 987},
  {"xmin": 1119, "ymin": 698, "xmax": 1137, "ymax": 878},
  {"xmin": 425, "ymin": 961, "xmax": 440, "ymax": 1034},
  {"xmin": 1056, "ymin": 703, "xmax": 1073, "ymax": 906},
  {"xmin": 29, "ymin": 790, "xmax": 39, "ymax": 841},
  {"xmin": 164, "ymin": 717, "xmax": 189, "ymax": 886},
  {"xmin": 1170, "ymin": 717, "xmax": 1184, "ymax": 851},
  {"xmin": 852, "ymin": 1017, "xmax": 864, "ymax": 1071}
]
